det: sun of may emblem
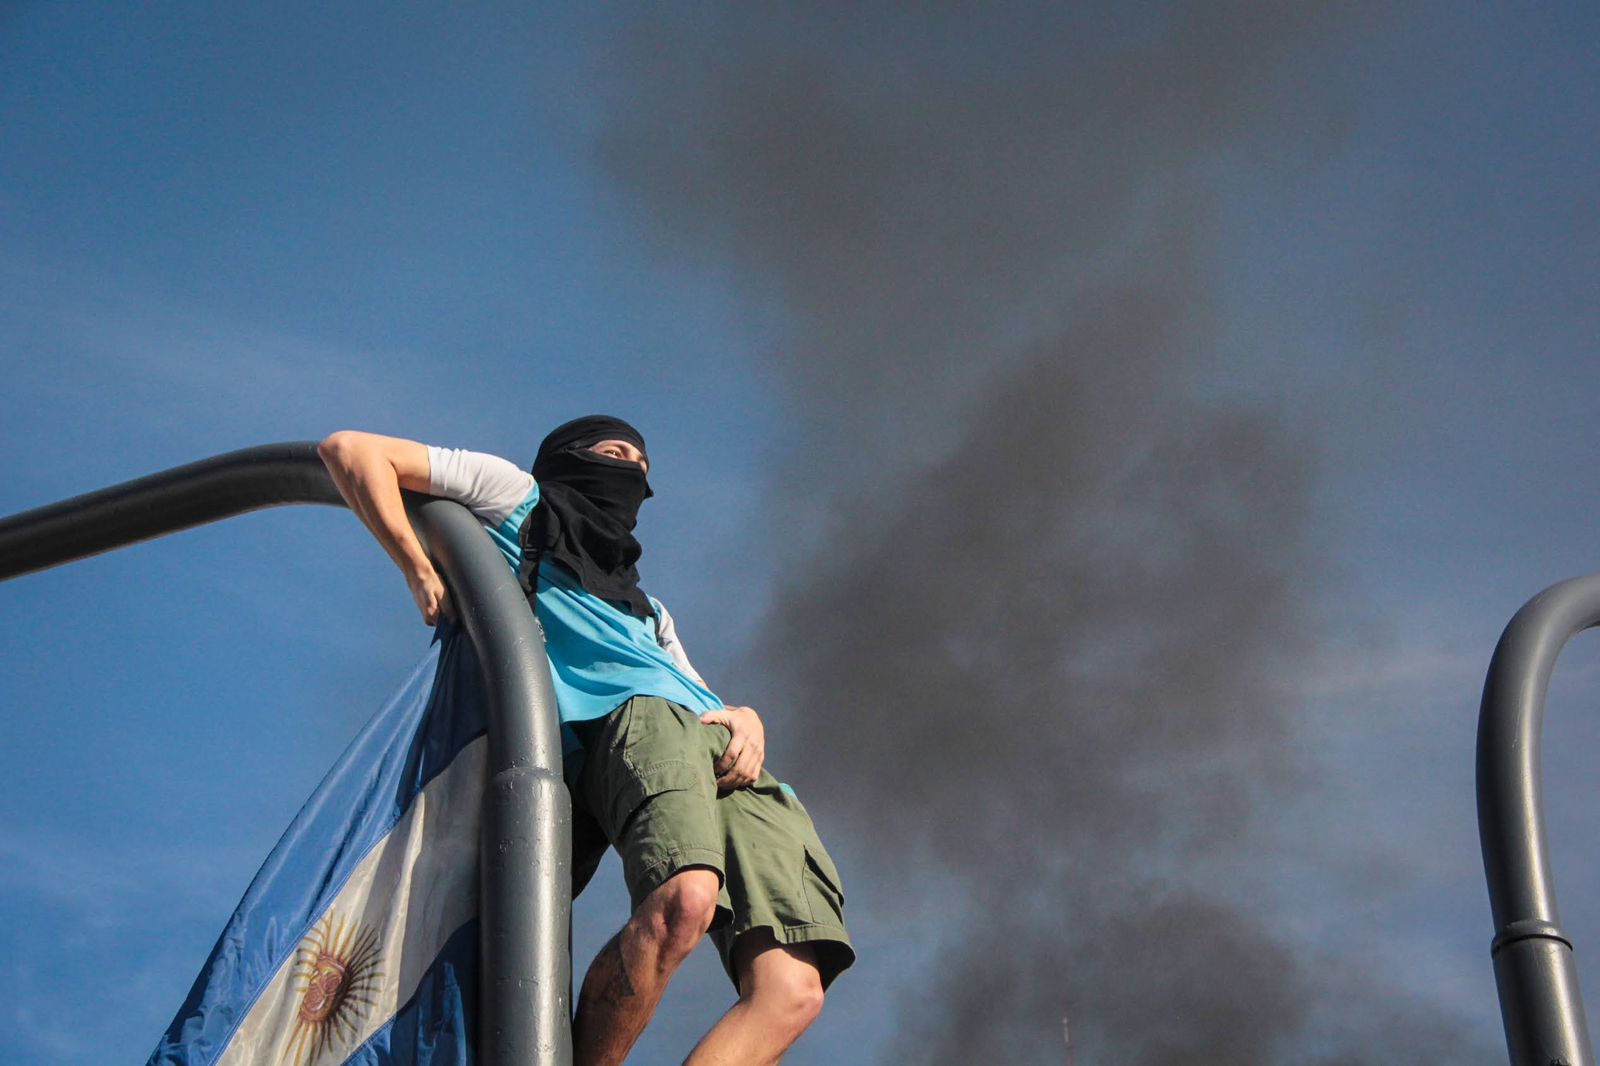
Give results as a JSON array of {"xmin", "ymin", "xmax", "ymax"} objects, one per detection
[{"xmin": 283, "ymin": 912, "xmax": 384, "ymax": 1066}]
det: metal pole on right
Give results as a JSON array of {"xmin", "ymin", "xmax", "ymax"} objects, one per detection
[{"xmin": 1478, "ymin": 574, "xmax": 1600, "ymax": 1065}]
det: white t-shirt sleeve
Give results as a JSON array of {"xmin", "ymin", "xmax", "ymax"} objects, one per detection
[
  {"xmin": 653, "ymin": 601, "xmax": 709, "ymax": 686},
  {"xmin": 425, "ymin": 446, "xmax": 538, "ymax": 527}
]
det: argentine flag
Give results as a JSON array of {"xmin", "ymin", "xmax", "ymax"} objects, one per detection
[{"xmin": 150, "ymin": 626, "xmax": 490, "ymax": 1065}]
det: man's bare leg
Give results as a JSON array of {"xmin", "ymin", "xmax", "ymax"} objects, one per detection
[
  {"xmin": 684, "ymin": 930, "xmax": 825, "ymax": 1066},
  {"xmin": 573, "ymin": 868, "xmax": 720, "ymax": 1066}
]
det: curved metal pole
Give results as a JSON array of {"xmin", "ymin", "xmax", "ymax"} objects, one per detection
[
  {"xmin": 411, "ymin": 496, "xmax": 572, "ymax": 1065},
  {"xmin": 0, "ymin": 443, "xmax": 346, "ymax": 580},
  {"xmin": 0, "ymin": 442, "xmax": 571, "ymax": 1066},
  {"xmin": 1478, "ymin": 574, "xmax": 1600, "ymax": 1065}
]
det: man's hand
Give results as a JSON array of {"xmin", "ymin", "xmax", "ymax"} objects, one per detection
[
  {"xmin": 408, "ymin": 568, "xmax": 453, "ymax": 626},
  {"xmin": 700, "ymin": 705, "xmax": 765, "ymax": 790}
]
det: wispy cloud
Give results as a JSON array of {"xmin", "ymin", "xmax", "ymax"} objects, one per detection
[
  {"xmin": 0, "ymin": 253, "xmax": 436, "ymax": 455},
  {"xmin": 0, "ymin": 825, "xmax": 256, "ymax": 930},
  {"xmin": 1300, "ymin": 642, "xmax": 1487, "ymax": 702}
]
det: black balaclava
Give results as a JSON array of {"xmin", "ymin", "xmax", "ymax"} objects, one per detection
[{"xmin": 518, "ymin": 415, "xmax": 655, "ymax": 619}]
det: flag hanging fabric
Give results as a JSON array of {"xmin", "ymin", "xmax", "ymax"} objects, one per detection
[{"xmin": 149, "ymin": 626, "xmax": 489, "ymax": 1066}]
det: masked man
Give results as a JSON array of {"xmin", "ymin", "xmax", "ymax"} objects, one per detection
[{"xmin": 319, "ymin": 417, "xmax": 852, "ymax": 1066}]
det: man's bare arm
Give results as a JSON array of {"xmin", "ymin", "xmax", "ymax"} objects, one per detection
[{"xmin": 318, "ymin": 430, "xmax": 450, "ymax": 625}]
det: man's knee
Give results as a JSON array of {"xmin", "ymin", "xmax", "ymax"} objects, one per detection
[
  {"xmin": 739, "ymin": 937, "xmax": 825, "ymax": 1035},
  {"xmin": 634, "ymin": 868, "xmax": 719, "ymax": 962},
  {"xmin": 762, "ymin": 965, "xmax": 824, "ymax": 1034}
]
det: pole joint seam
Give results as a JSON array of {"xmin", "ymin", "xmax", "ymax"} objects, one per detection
[{"xmin": 1491, "ymin": 918, "xmax": 1575, "ymax": 957}]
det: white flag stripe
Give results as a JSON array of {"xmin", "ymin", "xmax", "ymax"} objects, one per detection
[{"xmin": 217, "ymin": 736, "xmax": 486, "ymax": 1066}]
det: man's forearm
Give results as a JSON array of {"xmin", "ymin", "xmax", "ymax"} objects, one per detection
[
  {"xmin": 321, "ymin": 437, "xmax": 432, "ymax": 578},
  {"xmin": 319, "ymin": 431, "xmax": 448, "ymax": 623}
]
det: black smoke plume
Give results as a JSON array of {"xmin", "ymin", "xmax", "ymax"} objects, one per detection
[{"xmin": 592, "ymin": 5, "xmax": 1489, "ymax": 1060}]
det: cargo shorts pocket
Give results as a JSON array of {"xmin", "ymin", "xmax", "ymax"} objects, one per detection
[
  {"xmin": 779, "ymin": 788, "xmax": 846, "ymax": 912},
  {"xmin": 803, "ymin": 845, "xmax": 846, "ymax": 923},
  {"xmin": 604, "ymin": 758, "xmax": 707, "ymax": 840}
]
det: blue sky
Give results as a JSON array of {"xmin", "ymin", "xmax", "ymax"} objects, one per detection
[{"xmin": 2, "ymin": 3, "xmax": 1599, "ymax": 1062}]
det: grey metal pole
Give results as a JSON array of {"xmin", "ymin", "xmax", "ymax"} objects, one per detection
[
  {"xmin": 0, "ymin": 442, "xmax": 572, "ymax": 1066},
  {"xmin": 411, "ymin": 496, "xmax": 572, "ymax": 1065},
  {"xmin": 1478, "ymin": 574, "xmax": 1600, "ymax": 1066},
  {"xmin": 0, "ymin": 443, "xmax": 346, "ymax": 580}
]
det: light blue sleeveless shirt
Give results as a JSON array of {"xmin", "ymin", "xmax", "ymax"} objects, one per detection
[{"xmin": 429, "ymin": 449, "xmax": 723, "ymax": 752}]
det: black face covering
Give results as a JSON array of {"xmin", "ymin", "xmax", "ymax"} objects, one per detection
[{"xmin": 518, "ymin": 415, "xmax": 656, "ymax": 619}]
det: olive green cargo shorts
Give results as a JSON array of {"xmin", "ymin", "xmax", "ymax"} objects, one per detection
[{"xmin": 566, "ymin": 696, "xmax": 855, "ymax": 990}]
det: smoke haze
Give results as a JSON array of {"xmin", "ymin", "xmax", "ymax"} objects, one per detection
[{"xmin": 593, "ymin": 5, "xmax": 1489, "ymax": 1061}]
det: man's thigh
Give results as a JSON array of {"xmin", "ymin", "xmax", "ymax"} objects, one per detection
[{"xmin": 574, "ymin": 697, "xmax": 730, "ymax": 911}]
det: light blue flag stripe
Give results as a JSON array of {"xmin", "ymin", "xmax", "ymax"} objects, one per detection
[{"xmin": 150, "ymin": 626, "xmax": 488, "ymax": 1065}]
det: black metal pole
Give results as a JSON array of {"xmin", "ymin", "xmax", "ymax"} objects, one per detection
[
  {"xmin": 1478, "ymin": 574, "xmax": 1600, "ymax": 1066},
  {"xmin": 0, "ymin": 442, "xmax": 572, "ymax": 1066}
]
